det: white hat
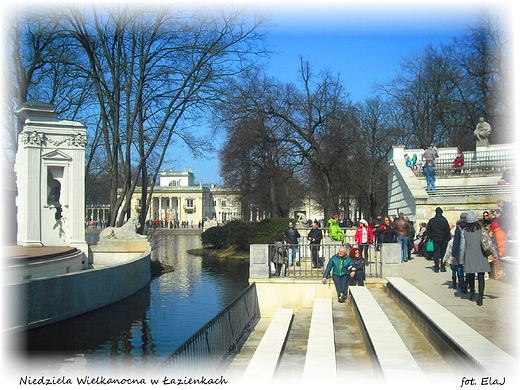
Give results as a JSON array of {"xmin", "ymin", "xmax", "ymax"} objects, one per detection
[{"xmin": 359, "ymin": 219, "xmax": 368, "ymax": 225}]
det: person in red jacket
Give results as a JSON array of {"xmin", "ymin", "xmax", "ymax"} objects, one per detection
[
  {"xmin": 452, "ymin": 151, "xmax": 464, "ymax": 174},
  {"xmin": 354, "ymin": 219, "xmax": 374, "ymax": 264}
]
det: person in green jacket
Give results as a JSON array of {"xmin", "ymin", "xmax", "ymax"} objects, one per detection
[
  {"xmin": 322, "ymin": 247, "xmax": 354, "ymax": 303},
  {"xmin": 328, "ymin": 214, "xmax": 344, "ymax": 243}
]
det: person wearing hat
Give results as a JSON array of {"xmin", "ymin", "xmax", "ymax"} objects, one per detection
[
  {"xmin": 427, "ymin": 207, "xmax": 451, "ymax": 272},
  {"xmin": 460, "ymin": 210, "xmax": 497, "ymax": 306},
  {"xmin": 354, "ymin": 218, "xmax": 374, "ymax": 263}
]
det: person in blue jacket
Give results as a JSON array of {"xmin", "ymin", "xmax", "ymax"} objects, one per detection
[
  {"xmin": 321, "ymin": 247, "xmax": 354, "ymax": 303},
  {"xmin": 424, "ymin": 162, "xmax": 436, "ymax": 191}
]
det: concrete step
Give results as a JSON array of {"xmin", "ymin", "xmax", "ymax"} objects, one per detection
[
  {"xmin": 302, "ymin": 299, "xmax": 336, "ymax": 384},
  {"xmin": 349, "ymin": 286, "xmax": 426, "ymax": 383},
  {"xmin": 386, "ymin": 277, "xmax": 518, "ymax": 375},
  {"xmin": 239, "ymin": 308, "xmax": 293, "ymax": 385},
  {"xmin": 425, "ymin": 184, "xmax": 515, "ymax": 196},
  {"xmin": 226, "ymin": 276, "xmax": 518, "ymax": 384}
]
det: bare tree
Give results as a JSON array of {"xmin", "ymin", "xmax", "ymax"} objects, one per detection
[{"xmin": 45, "ymin": 4, "xmax": 268, "ymax": 228}]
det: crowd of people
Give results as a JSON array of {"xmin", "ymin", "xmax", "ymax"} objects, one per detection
[{"xmin": 273, "ymin": 198, "xmax": 515, "ymax": 306}]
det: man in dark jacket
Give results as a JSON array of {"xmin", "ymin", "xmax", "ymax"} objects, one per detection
[
  {"xmin": 307, "ymin": 222, "xmax": 323, "ymax": 268},
  {"xmin": 427, "ymin": 207, "xmax": 451, "ymax": 272},
  {"xmin": 371, "ymin": 214, "xmax": 383, "ymax": 250},
  {"xmin": 284, "ymin": 222, "xmax": 301, "ymax": 267}
]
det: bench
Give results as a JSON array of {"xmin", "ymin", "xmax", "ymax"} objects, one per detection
[
  {"xmin": 349, "ymin": 286, "xmax": 426, "ymax": 383},
  {"xmin": 239, "ymin": 308, "xmax": 293, "ymax": 384},
  {"xmin": 302, "ymin": 298, "xmax": 337, "ymax": 384},
  {"xmin": 386, "ymin": 277, "xmax": 518, "ymax": 375}
]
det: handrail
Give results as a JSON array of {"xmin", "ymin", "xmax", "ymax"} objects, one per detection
[
  {"xmin": 269, "ymin": 242, "xmax": 381, "ymax": 279},
  {"xmin": 413, "ymin": 149, "xmax": 515, "ymax": 177},
  {"xmin": 154, "ymin": 282, "xmax": 260, "ymax": 376}
]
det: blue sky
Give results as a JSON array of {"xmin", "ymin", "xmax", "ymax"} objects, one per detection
[{"xmin": 181, "ymin": 1, "xmax": 511, "ymax": 185}]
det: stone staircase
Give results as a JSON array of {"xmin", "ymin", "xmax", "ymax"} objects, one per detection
[
  {"xmin": 426, "ymin": 183, "xmax": 515, "ymax": 198},
  {"xmin": 224, "ymin": 278, "xmax": 517, "ymax": 385}
]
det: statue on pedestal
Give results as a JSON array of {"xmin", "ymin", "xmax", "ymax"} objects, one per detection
[
  {"xmin": 99, "ymin": 217, "xmax": 146, "ymax": 241},
  {"xmin": 474, "ymin": 117, "xmax": 491, "ymax": 147}
]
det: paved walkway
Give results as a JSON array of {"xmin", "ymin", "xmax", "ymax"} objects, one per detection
[{"xmin": 399, "ymin": 253, "xmax": 518, "ymax": 358}]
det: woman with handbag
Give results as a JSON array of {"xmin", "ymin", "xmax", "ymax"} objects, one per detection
[{"xmin": 459, "ymin": 210, "xmax": 498, "ymax": 306}]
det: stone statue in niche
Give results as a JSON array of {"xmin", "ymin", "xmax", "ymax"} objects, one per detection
[
  {"xmin": 474, "ymin": 117, "xmax": 492, "ymax": 146},
  {"xmin": 47, "ymin": 170, "xmax": 62, "ymax": 220}
]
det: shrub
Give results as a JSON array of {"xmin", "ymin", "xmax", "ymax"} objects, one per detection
[
  {"xmin": 201, "ymin": 225, "xmax": 226, "ymax": 249},
  {"xmin": 223, "ymin": 220, "xmax": 252, "ymax": 251},
  {"xmin": 250, "ymin": 218, "xmax": 295, "ymax": 244},
  {"xmin": 201, "ymin": 218, "xmax": 298, "ymax": 252}
]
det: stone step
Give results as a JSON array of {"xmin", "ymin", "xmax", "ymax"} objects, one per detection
[
  {"xmin": 239, "ymin": 308, "xmax": 294, "ymax": 385},
  {"xmin": 385, "ymin": 277, "xmax": 518, "ymax": 375},
  {"xmin": 349, "ymin": 286, "xmax": 426, "ymax": 383},
  {"xmin": 425, "ymin": 184, "xmax": 515, "ymax": 196},
  {"xmin": 302, "ymin": 298, "xmax": 336, "ymax": 384}
]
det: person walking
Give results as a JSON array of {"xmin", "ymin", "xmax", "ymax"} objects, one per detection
[
  {"xmin": 443, "ymin": 227, "xmax": 464, "ymax": 290},
  {"xmin": 307, "ymin": 222, "xmax": 323, "ymax": 268},
  {"xmin": 424, "ymin": 162, "xmax": 436, "ymax": 191},
  {"xmin": 353, "ymin": 219, "xmax": 374, "ymax": 263},
  {"xmin": 460, "ymin": 210, "xmax": 497, "ymax": 306},
  {"xmin": 321, "ymin": 247, "xmax": 354, "ymax": 303},
  {"xmin": 427, "ymin": 207, "xmax": 451, "ymax": 273},
  {"xmin": 284, "ymin": 222, "xmax": 301, "ymax": 267},
  {"xmin": 394, "ymin": 212, "xmax": 411, "ymax": 263},
  {"xmin": 450, "ymin": 213, "xmax": 468, "ymax": 292}
]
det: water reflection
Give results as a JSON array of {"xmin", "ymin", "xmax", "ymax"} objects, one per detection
[{"xmin": 23, "ymin": 232, "xmax": 249, "ymax": 375}]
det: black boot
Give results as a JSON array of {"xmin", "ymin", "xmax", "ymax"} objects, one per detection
[
  {"xmin": 460, "ymin": 281, "xmax": 467, "ymax": 294},
  {"xmin": 467, "ymin": 273, "xmax": 475, "ymax": 299},
  {"xmin": 451, "ymin": 277, "xmax": 457, "ymax": 289},
  {"xmin": 477, "ymin": 273, "xmax": 485, "ymax": 306}
]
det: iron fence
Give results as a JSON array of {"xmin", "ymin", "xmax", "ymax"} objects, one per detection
[
  {"xmin": 268, "ymin": 242, "xmax": 382, "ymax": 279},
  {"xmin": 154, "ymin": 282, "xmax": 260, "ymax": 376},
  {"xmin": 413, "ymin": 149, "xmax": 515, "ymax": 177}
]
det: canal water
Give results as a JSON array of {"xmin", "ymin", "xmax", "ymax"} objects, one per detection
[{"xmin": 22, "ymin": 231, "xmax": 250, "ymax": 376}]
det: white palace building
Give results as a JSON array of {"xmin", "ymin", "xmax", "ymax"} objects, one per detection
[{"xmin": 130, "ymin": 168, "xmax": 241, "ymax": 225}]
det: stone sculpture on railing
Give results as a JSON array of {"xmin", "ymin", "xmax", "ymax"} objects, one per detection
[{"xmin": 474, "ymin": 117, "xmax": 492, "ymax": 147}]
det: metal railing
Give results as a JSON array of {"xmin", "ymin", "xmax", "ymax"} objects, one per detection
[
  {"xmin": 269, "ymin": 242, "xmax": 382, "ymax": 279},
  {"xmin": 413, "ymin": 149, "xmax": 515, "ymax": 177},
  {"xmin": 154, "ymin": 282, "xmax": 260, "ymax": 376}
]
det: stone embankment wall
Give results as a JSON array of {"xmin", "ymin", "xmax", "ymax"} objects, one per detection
[{"xmin": 5, "ymin": 250, "xmax": 151, "ymax": 332}]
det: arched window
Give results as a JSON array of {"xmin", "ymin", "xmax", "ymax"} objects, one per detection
[{"xmin": 169, "ymin": 180, "xmax": 179, "ymax": 187}]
